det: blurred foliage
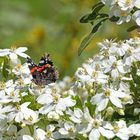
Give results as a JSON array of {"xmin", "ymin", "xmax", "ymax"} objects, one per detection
[{"xmin": 0, "ymin": 0, "xmax": 134, "ymax": 78}]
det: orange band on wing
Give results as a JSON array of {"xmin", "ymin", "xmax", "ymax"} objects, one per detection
[
  {"xmin": 37, "ymin": 64, "xmax": 51, "ymax": 72},
  {"xmin": 31, "ymin": 66, "xmax": 37, "ymax": 74},
  {"xmin": 45, "ymin": 64, "xmax": 51, "ymax": 68}
]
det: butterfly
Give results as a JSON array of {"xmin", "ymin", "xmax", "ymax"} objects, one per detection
[{"xmin": 26, "ymin": 54, "xmax": 58, "ymax": 86}]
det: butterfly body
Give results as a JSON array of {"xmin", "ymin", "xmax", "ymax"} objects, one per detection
[{"xmin": 27, "ymin": 54, "xmax": 58, "ymax": 86}]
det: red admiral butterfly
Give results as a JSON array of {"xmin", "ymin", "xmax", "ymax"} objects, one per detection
[{"xmin": 26, "ymin": 54, "xmax": 58, "ymax": 86}]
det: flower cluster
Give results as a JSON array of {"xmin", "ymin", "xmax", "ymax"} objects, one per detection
[
  {"xmin": 74, "ymin": 37, "xmax": 140, "ymax": 139},
  {"xmin": 101, "ymin": 0, "xmax": 140, "ymax": 25},
  {"xmin": 0, "ymin": 38, "xmax": 140, "ymax": 140}
]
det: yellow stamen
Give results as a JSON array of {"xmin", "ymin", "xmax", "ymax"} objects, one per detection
[
  {"xmin": 92, "ymin": 71, "xmax": 98, "ymax": 78},
  {"xmin": 10, "ymin": 92, "xmax": 15, "ymax": 97},
  {"xmin": 104, "ymin": 90, "xmax": 110, "ymax": 97},
  {"xmin": 92, "ymin": 119, "xmax": 100, "ymax": 128},
  {"xmin": 15, "ymin": 64, "xmax": 22, "ymax": 71},
  {"xmin": 16, "ymin": 105, "xmax": 21, "ymax": 111},
  {"xmin": 11, "ymin": 45, "xmax": 17, "ymax": 51},
  {"xmin": 46, "ymin": 130, "xmax": 52, "ymax": 138},
  {"xmin": 0, "ymin": 82, "xmax": 6, "ymax": 90},
  {"xmin": 27, "ymin": 115, "xmax": 33, "ymax": 122},
  {"xmin": 113, "ymin": 124, "xmax": 120, "ymax": 133}
]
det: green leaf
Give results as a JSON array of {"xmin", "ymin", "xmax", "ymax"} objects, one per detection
[
  {"xmin": 75, "ymin": 133, "xmax": 87, "ymax": 140},
  {"xmin": 98, "ymin": 13, "xmax": 108, "ymax": 18},
  {"xmin": 127, "ymin": 25, "xmax": 139, "ymax": 32},
  {"xmin": 80, "ymin": 13, "xmax": 96, "ymax": 23},
  {"xmin": 92, "ymin": 2, "xmax": 104, "ymax": 9},
  {"xmin": 80, "ymin": 2, "xmax": 104, "ymax": 23},
  {"xmin": 85, "ymin": 95, "xmax": 96, "ymax": 116},
  {"xmin": 78, "ymin": 18, "xmax": 107, "ymax": 55},
  {"xmin": 134, "ymin": 137, "xmax": 140, "ymax": 140},
  {"xmin": 99, "ymin": 135, "xmax": 108, "ymax": 140},
  {"xmin": 113, "ymin": 138, "xmax": 121, "ymax": 140},
  {"xmin": 2, "ymin": 57, "xmax": 9, "ymax": 80},
  {"xmin": 92, "ymin": 2, "xmax": 104, "ymax": 13},
  {"xmin": 21, "ymin": 94, "xmax": 38, "ymax": 110},
  {"xmin": 109, "ymin": 16, "xmax": 120, "ymax": 22},
  {"xmin": 73, "ymin": 95, "xmax": 83, "ymax": 109}
]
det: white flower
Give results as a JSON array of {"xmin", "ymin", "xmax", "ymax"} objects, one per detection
[
  {"xmin": 118, "ymin": 0, "xmax": 136, "ymax": 11},
  {"xmin": 8, "ymin": 102, "xmax": 39, "ymax": 124},
  {"xmin": 68, "ymin": 108, "xmax": 83, "ymax": 123},
  {"xmin": 128, "ymin": 123, "xmax": 140, "ymax": 136},
  {"xmin": 58, "ymin": 76, "xmax": 73, "ymax": 91},
  {"xmin": 23, "ymin": 125, "xmax": 56, "ymax": 140},
  {"xmin": 137, "ymin": 69, "xmax": 140, "ymax": 76},
  {"xmin": 91, "ymin": 87, "xmax": 126, "ymax": 111},
  {"xmin": 37, "ymin": 84, "xmax": 76, "ymax": 117},
  {"xmin": 0, "ymin": 80, "xmax": 15, "ymax": 95},
  {"xmin": 12, "ymin": 63, "xmax": 32, "ymax": 84},
  {"xmin": 134, "ymin": 0, "xmax": 140, "ymax": 8},
  {"xmin": 22, "ymin": 108, "xmax": 39, "ymax": 125},
  {"xmin": 126, "ymin": 37, "xmax": 140, "ymax": 45},
  {"xmin": 56, "ymin": 96, "xmax": 76, "ymax": 114},
  {"xmin": 109, "ymin": 5, "xmax": 131, "ymax": 24},
  {"xmin": 133, "ymin": 10, "xmax": 140, "ymax": 26},
  {"xmin": 0, "ymin": 47, "xmax": 28, "ymax": 62},
  {"xmin": 0, "ymin": 80, "xmax": 16, "ymax": 104},
  {"xmin": 98, "ymin": 39, "xmax": 118, "ymax": 55},
  {"xmin": 33, "ymin": 128, "xmax": 50, "ymax": 140},
  {"xmin": 59, "ymin": 121, "xmax": 75, "ymax": 138},
  {"xmin": 75, "ymin": 64, "xmax": 108, "ymax": 85},
  {"xmin": 0, "ymin": 105, "xmax": 13, "ymax": 119},
  {"xmin": 0, "ymin": 81, "xmax": 26, "ymax": 104},
  {"xmin": 47, "ymin": 111, "xmax": 60, "ymax": 120},
  {"xmin": 134, "ymin": 108, "xmax": 140, "ymax": 115},
  {"xmin": 103, "ymin": 56, "xmax": 126, "ymax": 78},
  {"xmin": 23, "ymin": 135, "xmax": 33, "ymax": 140},
  {"xmin": 123, "ymin": 45, "xmax": 140, "ymax": 66},
  {"xmin": 104, "ymin": 120, "xmax": 130, "ymax": 140},
  {"xmin": 38, "ymin": 94, "xmax": 76, "ymax": 116},
  {"xmin": 46, "ymin": 125, "xmax": 56, "ymax": 140},
  {"xmin": 78, "ymin": 108, "xmax": 114, "ymax": 140},
  {"xmin": 23, "ymin": 128, "xmax": 46, "ymax": 140},
  {"xmin": 4, "ymin": 89, "xmax": 21, "ymax": 103}
]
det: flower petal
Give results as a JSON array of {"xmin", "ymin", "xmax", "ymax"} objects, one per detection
[
  {"xmin": 59, "ymin": 128, "xmax": 68, "ymax": 135},
  {"xmin": 135, "ymin": 0, "xmax": 140, "ymax": 9},
  {"xmin": 37, "ymin": 94, "xmax": 53, "ymax": 104},
  {"xmin": 63, "ymin": 97, "xmax": 76, "ymax": 107},
  {"xmin": 133, "ymin": 10, "xmax": 140, "ymax": 26},
  {"xmin": 74, "ymin": 108, "xmax": 83, "ymax": 118},
  {"xmin": 99, "ymin": 127, "xmax": 114, "ymax": 139},
  {"xmin": 89, "ymin": 129, "xmax": 100, "ymax": 140},
  {"xmin": 91, "ymin": 93, "xmax": 103, "ymax": 105},
  {"xmin": 9, "ymin": 53, "xmax": 18, "ymax": 61},
  {"xmin": 0, "ymin": 49, "xmax": 10, "ymax": 56},
  {"xmin": 23, "ymin": 135, "xmax": 34, "ymax": 140},
  {"xmin": 97, "ymin": 98, "xmax": 108, "ymax": 111},
  {"xmin": 110, "ymin": 95, "xmax": 122, "ymax": 108},
  {"xmin": 15, "ymin": 47, "xmax": 28, "ymax": 53}
]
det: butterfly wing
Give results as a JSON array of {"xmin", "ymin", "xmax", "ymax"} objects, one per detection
[
  {"xmin": 38, "ymin": 54, "xmax": 58, "ymax": 85},
  {"xmin": 26, "ymin": 57, "xmax": 40, "ymax": 82},
  {"xmin": 38, "ymin": 54, "xmax": 53, "ymax": 67},
  {"xmin": 26, "ymin": 57, "xmax": 37, "ymax": 71},
  {"xmin": 41, "ymin": 65, "xmax": 58, "ymax": 85},
  {"xmin": 26, "ymin": 54, "xmax": 58, "ymax": 86}
]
